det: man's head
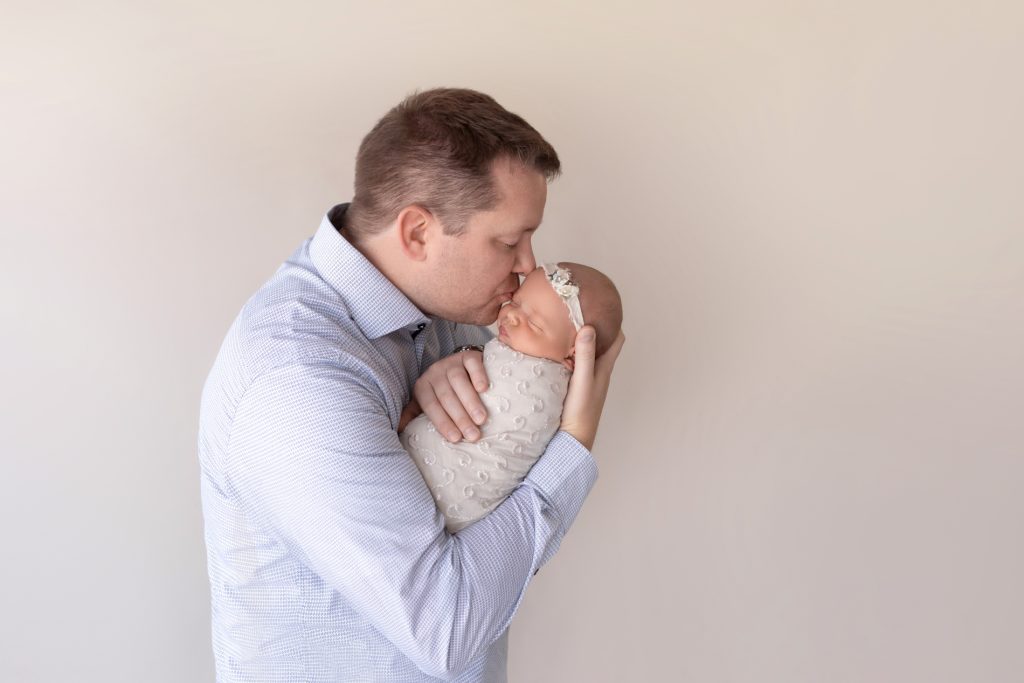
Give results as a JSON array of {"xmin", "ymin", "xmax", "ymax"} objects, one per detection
[
  {"xmin": 497, "ymin": 263, "xmax": 623, "ymax": 368},
  {"xmin": 346, "ymin": 88, "xmax": 560, "ymax": 239},
  {"xmin": 344, "ymin": 88, "xmax": 561, "ymax": 325}
]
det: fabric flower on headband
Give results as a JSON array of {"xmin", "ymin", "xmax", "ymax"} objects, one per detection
[
  {"xmin": 547, "ymin": 267, "xmax": 580, "ymax": 299},
  {"xmin": 541, "ymin": 263, "xmax": 585, "ymax": 331}
]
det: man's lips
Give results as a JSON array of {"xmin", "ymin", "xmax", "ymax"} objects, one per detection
[{"xmin": 498, "ymin": 324, "xmax": 509, "ymax": 338}]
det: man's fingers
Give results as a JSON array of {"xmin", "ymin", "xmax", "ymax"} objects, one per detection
[
  {"xmin": 411, "ymin": 347, "xmax": 489, "ymax": 442},
  {"xmin": 414, "ymin": 384, "xmax": 462, "ymax": 443},
  {"xmin": 595, "ymin": 330, "xmax": 626, "ymax": 374},
  {"xmin": 429, "ymin": 378, "xmax": 481, "ymax": 442},
  {"xmin": 448, "ymin": 366, "xmax": 487, "ymax": 426},
  {"xmin": 590, "ymin": 330, "xmax": 625, "ymax": 399},
  {"xmin": 462, "ymin": 351, "xmax": 490, "ymax": 393}
]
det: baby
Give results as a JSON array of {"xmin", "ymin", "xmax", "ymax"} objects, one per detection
[{"xmin": 400, "ymin": 262, "xmax": 623, "ymax": 532}]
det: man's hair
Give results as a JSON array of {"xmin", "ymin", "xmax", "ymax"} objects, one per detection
[
  {"xmin": 562, "ymin": 262, "xmax": 623, "ymax": 357},
  {"xmin": 345, "ymin": 88, "xmax": 561, "ymax": 239}
]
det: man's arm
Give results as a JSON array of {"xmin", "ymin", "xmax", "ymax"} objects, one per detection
[{"xmin": 224, "ymin": 360, "xmax": 596, "ymax": 679}]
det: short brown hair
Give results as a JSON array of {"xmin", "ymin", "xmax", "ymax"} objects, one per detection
[{"xmin": 345, "ymin": 88, "xmax": 561, "ymax": 239}]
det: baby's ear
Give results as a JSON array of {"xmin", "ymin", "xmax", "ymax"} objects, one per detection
[{"xmin": 562, "ymin": 356, "xmax": 575, "ymax": 372}]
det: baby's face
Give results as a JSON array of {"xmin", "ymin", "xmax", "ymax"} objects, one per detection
[{"xmin": 496, "ymin": 267, "xmax": 577, "ymax": 365}]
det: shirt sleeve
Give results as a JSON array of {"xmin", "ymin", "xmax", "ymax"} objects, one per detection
[{"xmin": 224, "ymin": 360, "xmax": 597, "ymax": 680}]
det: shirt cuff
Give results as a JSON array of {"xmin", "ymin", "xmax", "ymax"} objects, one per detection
[{"xmin": 523, "ymin": 430, "xmax": 599, "ymax": 534}]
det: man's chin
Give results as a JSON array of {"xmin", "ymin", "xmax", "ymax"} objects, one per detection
[
  {"xmin": 474, "ymin": 310, "xmax": 501, "ymax": 327},
  {"xmin": 442, "ymin": 298, "xmax": 505, "ymax": 326},
  {"xmin": 471, "ymin": 304, "xmax": 503, "ymax": 327}
]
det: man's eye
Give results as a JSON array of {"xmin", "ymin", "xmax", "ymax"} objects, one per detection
[{"xmin": 501, "ymin": 241, "xmax": 518, "ymax": 250}]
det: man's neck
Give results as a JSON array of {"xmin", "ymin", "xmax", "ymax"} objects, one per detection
[
  {"xmin": 329, "ymin": 203, "xmax": 432, "ymax": 315},
  {"xmin": 333, "ymin": 206, "xmax": 385, "ymax": 274}
]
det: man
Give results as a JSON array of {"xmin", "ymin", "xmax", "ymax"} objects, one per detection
[{"xmin": 198, "ymin": 88, "xmax": 624, "ymax": 682}]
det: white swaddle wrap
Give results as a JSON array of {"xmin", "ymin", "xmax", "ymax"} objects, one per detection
[{"xmin": 400, "ymin": 338, "xmax": 571, "ymax": 532}]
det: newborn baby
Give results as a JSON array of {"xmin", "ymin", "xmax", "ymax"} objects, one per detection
[{"xmin": 400, "ymin": 262, "xmax": 623, "ymax": 532}]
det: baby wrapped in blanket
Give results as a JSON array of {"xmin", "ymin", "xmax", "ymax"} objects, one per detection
[{"xmin": 400, "ymin": 262, "xmax": 623, "ymax": 532}]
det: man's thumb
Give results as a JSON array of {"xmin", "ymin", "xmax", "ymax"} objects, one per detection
[{"xmin": 574, "ymin": 326, "xmax": 597, "ymax": 365}]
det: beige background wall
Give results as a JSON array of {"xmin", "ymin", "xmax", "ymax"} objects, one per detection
[{"xmin": 3, "ymin": 1, "xmax": 1022, "ymax": 681}]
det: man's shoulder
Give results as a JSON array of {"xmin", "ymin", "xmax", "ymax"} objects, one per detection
[{"xmin": 226, "ymin": 260, "xmax": 381, "ymax": 384}]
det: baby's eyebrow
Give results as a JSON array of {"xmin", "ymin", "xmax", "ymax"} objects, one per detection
[{"xmin": 524, "ymin": 306, "xmax": 548, "ymax": 329}]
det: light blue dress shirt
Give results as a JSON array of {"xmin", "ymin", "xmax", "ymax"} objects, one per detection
[{"xmin": 198, "ymin": 204, "xmax": 598, "ymax": 682}]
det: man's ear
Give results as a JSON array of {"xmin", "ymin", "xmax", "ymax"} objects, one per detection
[{"xmin": 395, "ymin": 205, "xmax": 434, "ymax": 261}]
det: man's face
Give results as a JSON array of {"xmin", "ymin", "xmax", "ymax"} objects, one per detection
[
  {"xmin": 428, "ymin": 159, "xmax": 547, "ymax": 325},
  {"xmin": 496, "ymin": 267, "xmax": 577, "ymax": 362}
]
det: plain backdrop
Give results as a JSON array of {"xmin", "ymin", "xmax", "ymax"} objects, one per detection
[{"xmin": 2, "ymin": 1, "xmax": 1022, "ymax": 681}]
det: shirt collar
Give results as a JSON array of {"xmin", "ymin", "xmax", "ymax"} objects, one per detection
[{"xmin": 309, "ymin": 203, "xmax": 430, "ymax": 340}]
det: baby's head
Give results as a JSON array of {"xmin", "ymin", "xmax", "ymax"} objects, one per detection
[{"xmin": 496, "ymin": 262, "xmax": 623, "ymax": 370}]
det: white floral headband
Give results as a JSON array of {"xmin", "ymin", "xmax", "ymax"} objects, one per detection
[{"xmin": 541, "ymin": 263, "xmax": 585, "ymax": 332}]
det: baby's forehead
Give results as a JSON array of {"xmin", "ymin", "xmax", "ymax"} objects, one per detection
[
  {"xmin": 520, "ymin": 269, "xmax": 569, "ymax": 312},
  {"xmin": 520, "ymin": 268, "xmax": 553, "ymax": 293},
  {"xmin": 525, "ymin": 267, "xmax": 547, "ymax": 283}
]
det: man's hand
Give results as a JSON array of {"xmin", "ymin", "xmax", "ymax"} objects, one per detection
[
  {"xmin": 408, "ymin": 349, "xmax": 490, "ymax": 442},
  {"xmin": 559, "ymin": 326, "xmax": 626, "ymax": 450}
]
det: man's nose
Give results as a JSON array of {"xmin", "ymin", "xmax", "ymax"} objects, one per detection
[{"xmin": 515, "ymin": 240, "xmax": 536, "ymax": 274}]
